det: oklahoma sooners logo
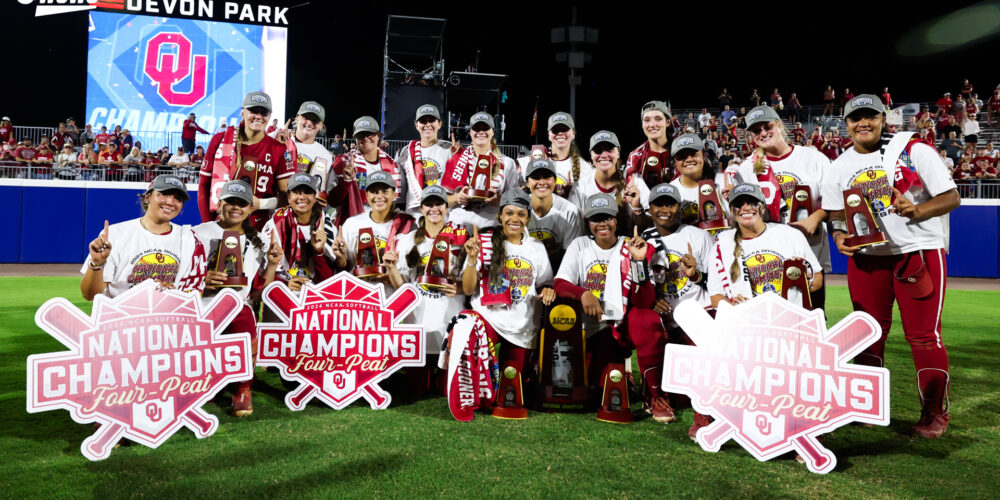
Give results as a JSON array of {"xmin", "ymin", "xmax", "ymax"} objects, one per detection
[{"xmin": 144, "ymin": 32, "xmax": 208, "ymax": 107}]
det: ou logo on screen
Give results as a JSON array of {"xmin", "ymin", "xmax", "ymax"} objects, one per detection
[{"xmin": 144, "ymin": 32, "xmax": 208, "ymax": 107}]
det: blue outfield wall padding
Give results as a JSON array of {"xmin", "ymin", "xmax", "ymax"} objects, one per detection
[
  {"xmin": 0, "ymin": 186, "xmax": 23, "ymax": 262},
  {"xmin": 21, "ymin": 186, "xmax": 87, "ymax": 263}
]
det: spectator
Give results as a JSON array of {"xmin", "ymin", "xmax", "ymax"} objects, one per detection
[
  {"xmin": 142, "ymin": 151, "xmax": 159, "ymax": 181},
  {"xmin": 940, "ymin": 115, "xmax": 962, "ymax": 140},
  {"xmin": 749, "ymin": 88, "xmax": 761, "ymax": 107},
  {"xmin": 65, "ymin": 118, "xmax": 80, "ymax": 144},
  {"xmin": 79, "ymin": 143, "xmax": 97, "ymax": 180},
  {"xmin": 963, "ymin": 114, "xmax": 980, "ymax": 146},
  {"xmin": 987, "ymin": 89, "xmax": 1000, "ymax": 125},
  {"xmin": 266, "ymin": 119, "xmax": 278, "ymax": 134},
  {"xmin": 122, "ymin": 146, "xmax": 144, "ymax": 181},
  {"xmin": 939, "ymin": 149, "xmax": 954, "ymax": 172},
  {"xmin": 734, "ymin": 107, "xmax": 747, "ymax": 130},
  {"xmin": 167, "ymin": 145, "xmax": 195, "ymax": 180},
  {"xmin": 839, "ymin": 88, "xmax": 855, "ymax": 116},
  {"xmin": 15, "ymin": 138, "xmax": 37, "ymax": 163},
  {"xmin": 1, "ymin": 138, "xmax": 16, "ymax": 161},
  {"xmin": 54, "ymin": 144, "xmax": 79, "ymax": 180},
  {"xmin": 960, "ymin": 78, "xmax": 973, "ymax": 99},
  {"xmin": 936, "ymin": 92, "xmax": 953, "ymax": 115},
  {"xmin": 181, "ymin": 113, "xmax": 209, "ymax": 154},
  {"xmin": 953, "ymin": 156, "xmax": 974, "ymax": 181},
  {"xmin": 329, "ymin": 133, "xmax": 346, "ymax": 156},
  {"xmin": 808, "ymin": 126, "xmax": 824, "ymax": 149},
  {"xmin": 683, "ymin": 112, "xmax": 697, "ymax": 130},
  {"xmin": 718, "ymin": 88, "xmax": 732, "ymax": 110},
  {"xmin": 95, "ymin": 126, "xmax": 112, "ymax": 146},
  {"xmin": 918, "ymin": 128, "xmax": 934, "ymax": 146},
  {"xmin": 33, "ymin": 142, "xmax": 54, "ymax": 179},
  {"xmin": 880, "ymin": 87, "xmax": 893, "ymax": 107},
  {"xmin": 820, "ymin": 131, "xmax": 839, "ymax": 160},
  {"xmin": 697, "ymin": 108, "xmax": 712, "ymax": 129},
  {"xmin": 50, "ymin": 123, "xmax": 68, "ymax": 149},
  {"xmin": 942, "ymin": 131, "xmax": 964, "ymax": 164},
  {"xmin": 190, "ymin": 145, "xmax": 205, "ymax": 168},
  {"xmin": 120, "ymin": 129, "xmax": 133, "ymax": 153},
  {"xmin": 965, "ymin": 94, "xmax": 980, "ymax": 120},
  {"xmin": 769, "ymin": 88, "xmax": 781, "ymax": 107},
  {"xmin": 822, "ymin": 86, "xmax": 835, "ymax": 117},
  {"xmin": 79, "ymin": 124, "xmax": 96, "ymax": 145},
  {"xmin": 953, "ymin": 95, "xmax": 967, "ymax": 125},
  {"xmin": 0, "ymin": 117, "xmax": 13, "ymax": 143},
  {"xmin": 773, "ymin": 95, "xmax": 785, "ymax": 117},
  {"xmin": 791, "ymin": 122, "xmax": 806, "ymax": 144},
  {"xmin": 98, "ymin": 142, "xmax": 123, "ymax": 180},
  {"xmin": 985, "ymin": 141, "xmax": 999, "ymax": 160},
  {"xmin": 720, "ymin": 104, "xmax": 735, "ymax": 128},
  {"xmin": 787, "ymin": 92, "xmax": 802, "ymax": 122}
]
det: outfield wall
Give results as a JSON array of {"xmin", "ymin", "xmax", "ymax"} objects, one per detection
[{"xmin": 1, "ymin": 180, "xmax": 998, "ymax": 278}]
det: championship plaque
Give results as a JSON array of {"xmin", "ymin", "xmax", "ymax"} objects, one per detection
[
  {"xmin": 215, "ymin": 231, "xmax": 248, "ymax": 287},
  {"xmin": 641, "ymin": 152, "xmax": 665, "ymax": 187},
  {"xmin": 596, "ymin": 363, "xmax": 633, "ymax": 423},
  {"xmin": 790, "ymin": 185, "xmax": 815, "ymax": 223},
  {"xmin": 537, "ymin": 299, "xmax": 588, "ymax": 412},
  {"xmin": 417, "ymin": 235, "xmax": 453, "ymax": 289},
  {"xmin": 233, "ymin": 159, "xmax": 258, "ymax": 189},
  {"xmin": 492, "ymin": 362, "xmax": 528, "ymax": 419},
  {"xmin": 529, "ymin": 145, "xmax": 548, "ymax": 160},
  {"xmin": 842, "ymin": 187, "xmax": 887, "ymax": 248},
  {"xmin": 697, "ymin": 180, "xmax": 729, "ymax": 231},
  {"xmin": 468, "ymin": 155, "xmax": 493, "ymax": 200},
  {"xmin": 353, "ymin": 228, "xmax": 384, "ymax": 277},
  {"xmin": 780, "ymin": 258, "xmax": 812, "ymax": 310}
]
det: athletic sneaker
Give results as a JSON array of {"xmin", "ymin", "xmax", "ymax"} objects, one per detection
[
  {"xmin": 913, "ymin": 411, "xmax": 949, "ymax": 439},
  {"xmin": 688, "ymin": 412, "xmax": 713, "ymax": 440},
  {"xmin": 647, "ymin": 395, "xmax": 676, "ymax": 423},
  {"xmin": 233, "ymin": 383, "xmax": 253, "ymax": 417}
]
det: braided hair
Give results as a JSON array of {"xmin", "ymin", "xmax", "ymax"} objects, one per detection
[
  {"xmin": 405, "ymin": 217, "xmax": 428, "ymax": 270},
  {"xmin": 488, "ymin": 227, "xmax": 507, "ymax": 288}
]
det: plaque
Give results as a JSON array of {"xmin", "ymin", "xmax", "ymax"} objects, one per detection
[
  {"xmin": 842, "ymin": 187, "xmax": 887, "ymax": 247},
  {"xmin": 353, "ymin": 228, "xmax": 384, "ymax": 277},
  {"xmin": 790, "ymin": 185, "xmax": 814, "ymax": 223},
  {"xmin": 492, "ymin": 362, "xmax": 528, "ymax": 419},
  {"xmin": 468, "ymin": 155, "xmax": 493, "ymax": 200},
  {"xmin": 537, "ymin": 299, "xmax": 588, "ymax": 412},
  {"xmin": 642, "ymin": 152, "xmax": 665, "ymax": 187},
  {"xmin": 416, "ymin": 235, "xmax": 453, "ymax": 289},
  {"xmin": 596, "ymin": 363, "xmax": 633, "ymax": 423},
  {"xmin": 780, "ymin": 258, "xmax": 812, "ymax": 310},
  {"xmin": 697, "ymin": 180, "xmax": 729, "ymax": 231},
  {"xmin": 215, "ymin": 231, "xmax": 247, "ymax": 287},
  {"xmin": 233, "ymin": 159, "xmax": 258, "ymax": 190}
]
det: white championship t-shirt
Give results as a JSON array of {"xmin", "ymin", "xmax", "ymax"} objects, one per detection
[
  {"xmin": 449, "ymin": 155, "xmax": 520, "ymax": 230},
  {"xmin": 528, "ymin": 195, "xmax": 582, "ymax": 258},
  {"xmin": 517, "ymin": 154, "xmax": 595, "ymax": 197},
  {"xmin": 643, "ymin": 224, "xmax": 715, "ymax": 317},
  {"xmin": 394, "ymin": 229, "xmax": 465, "ymax": 353},
  {"xmin": 292, "ymin": 140, "xmax": 333, "ymax": 188},
  {"xmin": 554, "ymin": 236, "xmax": 628, "ymax": 336},
  {"xmin": 669, "ymin": 173, "xmax": 728, "ymax": 225},
  {"xmin": 193, "ymin": 222, "xmax": 271, "ymax": 305},
  {"xmin": 395, "ymin": 140, "xmax": 453, "ymax": 217}
]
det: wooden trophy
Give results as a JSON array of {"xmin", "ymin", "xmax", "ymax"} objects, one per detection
[
  {"xmin": 537, "ymin": 299, "xmax": 588, "ymax": 412},
  {"xmin": 417, "ymin": 235, "xmax": 452, "ymax": 289},
  {"xmin": 790, "ymin": 185, "xmax": 815, "ymax": 223},
  {"xmin": 492, "ymin": 362, "xmax": 528, "ymax": 419},
  {"xmin": 232, "ymin": 159, "xmax": 258, "ymax": 189},
  {"xmin": 596, "ymin": 363, "xmax": 632, "ymax": 423},
  {"xmin": 780, "ymin": 258, "xmax": 812, "ymax": 310},
  {"xmin": 529, "ymin": 145, "xmax": 548, "ymax": 160},
  {"xmin": 215, "ymin": 231, "xmax": 247, "ymax": 287},
  {"xmin": 353, "ymin": 228, "xmax": 383, "ymax": 277},
  {"xmin": 697, "ymin": 180, "xmax": 729, "ymax": 231},
  {"xmin": 641, "ymin": 152, "xmax": 664, "ymax": 188},
  {"xmin": 468, "ymin": 155, "xmax": 493, "ymax": 200},
  {"xmin": 843, "ymin": 187, "xmax": 887, "ymax": 247}
]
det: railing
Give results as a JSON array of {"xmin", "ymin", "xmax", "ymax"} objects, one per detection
[
  {"xmin": 12, "ymin": 126, "xmax": 55, "ymax": 146},
  {"xmin": 0, "ymin": 162, "xmax": 197, "ymax": 183}
]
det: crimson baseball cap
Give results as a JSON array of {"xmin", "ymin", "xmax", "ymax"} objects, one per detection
[{"xmin": 147, "ymin": 174, "xmax": 190, "ymax": 201}]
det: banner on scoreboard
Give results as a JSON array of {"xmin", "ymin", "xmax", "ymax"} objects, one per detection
[{"xmin": 85, "ymin": 11, "xmax": 287, "ymax": 146}]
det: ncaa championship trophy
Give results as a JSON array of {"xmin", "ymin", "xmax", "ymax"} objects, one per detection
[{"xmin": 537, "ymin": 299, "xmax": 588, "ymax": 412}]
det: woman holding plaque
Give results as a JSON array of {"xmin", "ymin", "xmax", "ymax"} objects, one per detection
[
  {"xmin": 194, "ymin": 180, "xmax": 283, "ymax": 417},
  {"xmin": 524, "ymin": 157, "xmax": 581, "ymax": 271},
  {"xmin": 327, "ymin": 116, "xmax": 402, "ymax": 225},
  {"xmin": 730, "ymin": 105, "xmax": 832, "ymax": 310},
  {"xmin": 81, "ymin": 174, "xmax": 207, "ymax": 300},
  {"xmin": 395, "ymin": 104, "xmax": 455, "ymax": 218},
  {"xmin": 279, "ymin": 101, "xmax": 333, "ymax": 201},
  {"xmin": 569, "ymin": 131, "xmax": 651, "ymax": 237},
  {"xmin": 668, "ymin": 133, "xmax": 725, "ymax": 227},
  {"xmin": 822, "ymin": 95, "xmax": 960, "ymax": 439},
  {"xmin": 383, "ymin": 185, "xmax": 464, "ymax": 396},
  {"xmin": 443, "ymin": 112, "xmax": 520, "ymax": 229},
  {"xmin": 625, "ymin": 100, "xmax": 676, "ymax": 187},
  {"xmin": 517, "ymin": 111, "xmax": 594, "ymax": 197}
]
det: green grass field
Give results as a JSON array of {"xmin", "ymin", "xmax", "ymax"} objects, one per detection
[{"xmin": 2, "ymin": 277, "xmax": 999, "ymax": 499}]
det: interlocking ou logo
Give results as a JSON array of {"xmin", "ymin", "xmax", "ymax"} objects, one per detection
[
  {"xmin": 755, "ymin": 414, "xmax": 771, "ymax": 435},
  {"xmin": 143, "ymin": 32, "xmax": 208, "ymax": 107},
  {"xmin": 146, "ymin": 402, "xmax": 162, "ymax": 423}
]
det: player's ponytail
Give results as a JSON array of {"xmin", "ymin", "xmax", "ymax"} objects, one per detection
[
  {"xmin": 405, "ymin": 217, "xmax": 427, "ymax": 269},
  {"xmin": 241, "ymin": 218, "xmax": 264, "ymax": 251},
  {"xmin": 611, "ymin": 156, "xmax": 626, "ymax": 207},
  {"xmin": 570, "ymin": 141, "xmax": 582, "ymax": 183},
  {"xmin": 730, "ymin": 226, "xmax": 743, "ymax": 282},
  {"xmin": 488, "ymin": 226, "xmax": 507, "ymax": 288},
  {"xmin": 233, "ymin": 123, "xmax": 245, "ymax": 177}
]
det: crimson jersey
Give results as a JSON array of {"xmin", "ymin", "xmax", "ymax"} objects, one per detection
[
  {"xmin": 989, "ymin": 96, "xmax": 1000, "ymax": 112},
  {"xmin": 15, "ymin": 146, "xmax": 37, "ymax": 161},
  {"xmin": 201, "ymin": 132, "xmax": 292, "ymax": 199},
  {"xmin": 0, "ymin": 125, "xmax": 11, "ymax": 143},
  {"xmin": 95, "ymin": 133, "xmax": 112, "ymax": 145}
]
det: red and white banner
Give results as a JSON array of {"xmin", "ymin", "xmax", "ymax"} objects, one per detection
[
  {"xmin": 663, "ymin": 293, "xmax": 889, "ymax": 474},
  {"xmin": 258, "ymin": 272, "xmax": 424, "ymax": 410},
  {"xmin": 26, "ymin": 281, "xmax": 252, "ymax": 461}
]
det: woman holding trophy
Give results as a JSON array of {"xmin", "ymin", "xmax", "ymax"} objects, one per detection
[{"xmin": 443, "ymin": 112, "xmax": 520, "ymax": 230}]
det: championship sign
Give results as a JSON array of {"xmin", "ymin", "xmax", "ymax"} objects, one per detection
[
  {"xmin": 663, "ymin": 294, "xmax": 889, "ymax": 474},
  {"xmin": 258, "ymin": 272, "xmax": 424, "ymax": 410},
  {"xmin": 26, "ymin": 281, "xmax": 252, "ymax": 461}
]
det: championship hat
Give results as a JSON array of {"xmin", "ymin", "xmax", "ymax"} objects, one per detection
[
  {"xmin": 365, "ymin": 170, "xmax": 395, "ymax": 191},
  {"xmin": 415, "ymin": 104, "xmax": 441, "ymax": 121},
  {"xmin": 297, "ymin": 101, "xmax": 325, "ymax": 122},
  {"xmin": 584, "ymin": 193, "xmax": 618, "ymax": 220},
  {"xmin": 421, "ymin": 184, "xmax": 448, "ymax": 204},
  {"xmin": 744, "ymin": 105, "xmax": 781, "ymax": 128},
  {"xmin": 469, "ymin": 112, "xmax": 495, "ymax": 129},
  {"xmin": 242, "ymin": 91, "xmax": 272, "ymax": 112},
  {"xmin": 352, "ymin": 116, "xmax": 380, "ymax": 136},
  {"xmin": 640, "ymin": 100, "xmax": 671, "ymax": 119},
  {"xmin": 648, "ymin": 183, "xmax": 682, "ymax": 206},
  {"xmin": 525, "ymin": 158, "xmax": 557, "ymax": 178},
  {"xmin": 287, "ymin": 173, "xmax": 322, "ymax": 193},
  {"xmin": 670, "ymin": 133, "xmax": 704, "ymax": 156},
  {"xmin": 844, "ymin": 94, "xmax": 886, "ymax": 118},
  {"xmin": 219, "ymin": 180, "xmax": 253, "ymax": 205},
  {"xmin": 499, "ymin": 189, "xmax": 530, "ymax": 210},
  {"xmin": 547, "ymin": 111, "xmax": 575, "ymax": 131},
  {"xmin": 727, "ymin": 182, "xmax": 765, "ymax": 205},
  {"xmin": 147, "ymin": 174, "xmax": 190, "ymax": 201},
  {"xmin": 589, "ymin": 130, "xmax": 620, "ymax": 151}
]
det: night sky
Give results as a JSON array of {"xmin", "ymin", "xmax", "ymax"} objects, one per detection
[{"xmin": 3, "ymin": 0, "xmax": 997, "ymax": 147}]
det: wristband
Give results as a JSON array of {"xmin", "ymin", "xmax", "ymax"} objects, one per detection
[
  {"xmin": 88, "ymin": 261, "xmax": 105, "ymax": 271},
  {"xmin": 631, "ymin": 258, "xmax": 650, "ymax": 284},
  {"xmin": 258, "ymin": 197, "xmax": 278, "ymax": 210},
  {"xmin": 465, "ymin": 259, "xmax": 478, "ymax": 269}
]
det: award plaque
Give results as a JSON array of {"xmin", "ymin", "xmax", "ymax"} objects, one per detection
[
  {"xmin": 353, "ymin": 228, "xmax": 384, "ymax": 277},
  {"xmin": 468, "ymin": 155, "xmax": 493, "ymax": 200},
  {"xmin": 233, "ymin": 159, "xmax": 258, "ymax": 189},
  {"xmin": 697, "ymin": 180, "xmax": 729, "ymax": 231},
  {"xmin": 537, "ymin": 299, "xmax": 588, "ymax": 412},
  {"xmin": 596, "ymin": 363, "xmax": 633, "ymax": 423},
  {"xmin": 529, "ymin": 145, "xmax": 548, "ymax": 160},
  {"xmin": 641, "ymin": 152, "xmax": 665, "ymax": 187},
  {"xmin": 790, "ymin": 185, "xmax": 815, "ymax": 223},
  {"xmin": 215, "ymin": 231, "xmax": 247, "ymax": 287},
  {"xmin": 780, "ymin": 258, "xmax": 812, "ymax": 310},
  {"xmin": 843, "ymin": 187, "xmax": 887, "ymax": 248},
  {"xmin": 416, "ymin": 235, "xmax": 453, "ymax": 289},
  {"xmin": 492, "ymin": 362, "xmax": 528, "ymax": 419}
]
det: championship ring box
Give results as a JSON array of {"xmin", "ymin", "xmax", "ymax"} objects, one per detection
[
  {"xmin": 790, "ymin": 185, "xmax": 815, "ymax": 223},
  {"xmin": 596, "ymin": 363, "xmax": 633, "ymax": 423},
  {"xmin": 215, "ymin": 231, "xmax": 248, "ymax": 287},
  {"xmin": 417, "ymin": 234, "xmax": 453, "ymax": 289},
  {"xmin": 642, "ymin": 152, "xmax": 664, "ymax": 187},
  {"xmin": 529, "ymin": 145, "xmax": 548, "ymax": 160},
  {"xmin": 843, "ymin": 187, "xmax": 887, "ymax": 247},
  {"xmin": 696, "ymin": 180, "xmax": 729, "ymax": 231},
  {"xmin": 353, "ymin": 228, "xmax": 384, "ymax": 277},
  {"xmin": 468, "ymin": 155, "xmax": 493, "ymax": 200},
  {"xmin": 493, "ymin": 362, "xmax": 528, "ymax": 420},
  {"xmin": 537, "ymin": 299, "xmax": 588, "ymax": 412},
  {"xmin": 780, "ymin": 258, "xmax": 812, "ymax": 310}
]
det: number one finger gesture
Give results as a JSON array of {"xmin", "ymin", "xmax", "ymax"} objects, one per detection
[
  {"xmin": 312, "ymin": 218, "xmax": 327, "ymax": 252},
  {"xmin": 90, "ymin": 220, "xmax": 112, "ymax": 264},
  {"xmin": 267, "ymin": 230, "xmax": 283, "ymax": 265},
  {"xmin": 628, "ymin": 226, "xmax": 647, "ymax": 260},
  {"xmin": 680, "ymin": 242, "xmax": 698, "ymax": 277}
]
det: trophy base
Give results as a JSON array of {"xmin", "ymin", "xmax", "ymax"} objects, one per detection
[
  {"xmin": 468, "ymin": 189, "xmax": 493, "ymax": 201},
  {"xmin": 540, "ymin": 386, "xmax": 589, "ymax": 412},
  {"xmin": 417, "ymin": 275, "xmax": 453, "ymax": 289},
  {"xmin": 596, "ymin": 408, "xmax": 633, "ymax": 424},
  {"xmin": 353, "ymin": 265, "xmax": 385, "ymax": 278},
  {"xmin": 492, "ymin": 406, "xmax": 528, "ymax": 420},
  {"xmin": 217, "ymin": 276, "xmax": 248, "ymax": 288},
  {"xmin": 844, "ymin": 232, "xmax": 888, "ymax": 248},
  {"xmin": 697, "ymin": 219, "xmax": 730, "ymax": 231}
]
